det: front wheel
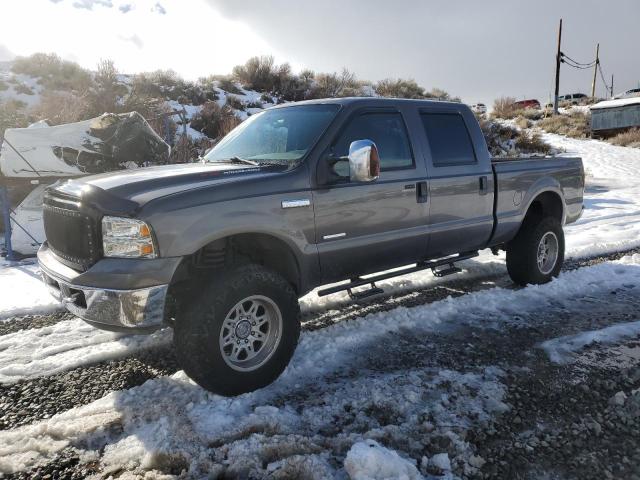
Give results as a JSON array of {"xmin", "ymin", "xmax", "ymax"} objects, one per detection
[
  {"xmin": 506, "ymin": 216, "xmax": 564, "ymax": 286},
  {"xmin": 174, "ymin": 264, "xmax": 300, "ymax": 396}
]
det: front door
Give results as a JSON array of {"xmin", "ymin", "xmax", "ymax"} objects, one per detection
[{"xmin": 312, "ymin": 109, "xmax": 429, "ymax": 283}]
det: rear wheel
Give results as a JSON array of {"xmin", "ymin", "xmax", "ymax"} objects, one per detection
[
  {"xmin": 174, "ymin": 264, "xmax": 300, "ymax": 396},
  {"xmin": 506, "ymin": 216, "xmax": 564, "ymax": 286}
]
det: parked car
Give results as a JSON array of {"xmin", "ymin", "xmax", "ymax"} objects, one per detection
[
  {"xmin": 471, "ymin": 103, "xmax": 487, "ymax": 115},
  {"xmin": 514, "ymin": 99, "xmax": 541, "ymax": 110},
  {"xmin": 38, "ymin": 98, "xmax": 585, "ymax": 396},
  {"xmin": 559, "ymin": 93, "xmax": 588, "ymax": 104},
  {"xmin": 613, "ymin": 88, "xmax": 640, "ymax": 100}
]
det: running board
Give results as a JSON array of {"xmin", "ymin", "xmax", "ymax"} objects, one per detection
[{"xmin": 317, "ymin": 251, "xmax": 478, "ymax": 297}]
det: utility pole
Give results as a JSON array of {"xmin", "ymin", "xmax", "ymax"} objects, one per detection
[
  {"xmin": 553, "ymin": 19, "xmax": 563, "ymax": 115},
  {"xmin": 591, "ymin": 43, "xmax": 600, "ymax": 99},
  {"xmin": 610, "ymin": 74, "xmax": 614, "ymax": 98}
]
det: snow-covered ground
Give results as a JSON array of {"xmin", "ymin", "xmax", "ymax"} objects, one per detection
[
  {"xmin": 1, "ymin": 251, "xmax": 639, "ymax": 477},
  {"xmin": 0, "ymin": 260, "xmax": 60, "ymax": 318},
  {"xmin": 545, "ymin": 132, "xmax": 640, "ymax": 258},
  {"xmin": 0, "ymin": 134, "xmax": 640, "ymax": 478}
]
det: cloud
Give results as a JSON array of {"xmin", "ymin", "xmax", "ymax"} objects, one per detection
[
  {"xmin": 119, "ymin": 34, "xmax": 144, "ymax": 49},
  {"xmin": 151, "ymin": 2, "xmax": 166, "ymax": 14},
  {"xmin": 48, "ymin": 0, "xmax": 64, "ymax": 3},
  {"xmin": 205, "ymin": 0, "xmax": 640, "ymax": 105},
  {"xmin": 72, "ymin": 0, "xmax": 113, "ymax": 10},
  {"xmin": 119, "ymin": 3, "xmax": 133, "ymax": 13}
]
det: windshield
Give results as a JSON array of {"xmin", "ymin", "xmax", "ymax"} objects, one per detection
[{"xmin": 205, "ymin": 104, "xmax": 340, "ymax": 168}]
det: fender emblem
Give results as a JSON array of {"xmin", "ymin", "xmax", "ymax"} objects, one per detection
[{"xmin": 281, "ymin": 199, "xmax": 311, "ymax": 209}]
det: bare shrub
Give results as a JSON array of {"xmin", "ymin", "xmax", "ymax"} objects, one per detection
[
  {"xmin": 32, "ymin": 91, "xmax": 89, "ymax": 125},
  {"xmin": 225, "ymin": 95, "xmax": 245, "ymax": 111},
  {"xmin": 521, "ymin": 108, "xmax": 543, "ymax": 121},
  {"xmin": 13, "ymin": 83, "xmax": 34, "ymax": 95},
  {"xmin": 375, "ymin": 78, "xmax": 425, "ymax": 99},
  {"xmin": 479, "ymin": 117, "xmax": 552, "ymax": 157},
  {"xmin": 491, "ymin": 97, "xmax": 522, "ymax": 120},
  {"xmin": 217, "ymin": 78, "xmax": 243, "ymax": 95},
  {"xmin": 132, "ymin": 70, "xmax": 207, "ymax": 105},
  {"xmin": 232, "ymin": 55, "xmax": 277, "ymax": 92},
  {"xmin": 514, "ymin": 131, "xmax": 552, "ymax": 155},
  {"xmin": 538, "ymin": 112, "xmax": 590, "ymax": 138},
  {"xmin": 169, "ymin": 135, "xmax": 215, "ymax": 163},
  {"xmin": 424, "ymin": 88, "xmax": 460, "ymax": 102},
  {"xmin": 515, "ymin": 116, "xmax": 531, "ymax": 129},
  {"xmin": 609, "ymin": 128, "xmax": 640, "ymax": 148},
  {"xmin": 260, "ymin": 92, "xmax": 274, "ymax": 104},
  {"xmin": 0, "ymin": 79, "xmax": 8, "ymax": 91},
  {"xmin": 87, "ymin": 59, "xmax": 128, "ymax": 116},
  {"xmin": 12, "ymin": 52, "xmax": 92, "ymax": 92},
  {"xmin": 190, "ymin": 101, "xmax": 241, "ymax": 140},
  {"xmin": 0, "ymin": 99, "xmax": 30, "ymax": 133},
  {"xmin": 169, "ymin": 136, "xmax": 197, "ymax": 163},
  {"xmin": 309, "ymin": 68, "xmax": 360, "ymax": 98}
]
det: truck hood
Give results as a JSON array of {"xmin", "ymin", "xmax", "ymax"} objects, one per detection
[{"xmin": 50, "ymin": 162, "xmax": 283, "ymax": 209}]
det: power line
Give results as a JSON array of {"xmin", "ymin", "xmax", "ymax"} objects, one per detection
[
  {"xmin": 562, "ymin": 59, "xmax": 596, "ymax": 70},
  {"xmin": 560, "ymin": 52, "xmax": 596, "ymax": 67},
  {"xmin": 598, "ymin": 63, "xmax": 611, "ymax": 92}
]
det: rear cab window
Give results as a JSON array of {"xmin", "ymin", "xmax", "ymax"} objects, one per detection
[{"xmin": 420, "ymin": 113, "xmax": 477, "ymax": 167}]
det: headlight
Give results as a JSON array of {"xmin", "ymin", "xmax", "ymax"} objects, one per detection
[{"xmin": 102, "ymin": 216, "xmax": 157, "ymax": 258}]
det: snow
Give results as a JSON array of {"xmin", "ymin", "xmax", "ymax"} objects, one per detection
[
  {"xmin": 2, "ymin": 253, "xmax": 640, "ymax": 475},
  {"xmin": 344, "ymin": 440, "xmax": 422, "ymax": 480},
  {"xmin": 9, "ymin": 184, "xmax": 47, "ymax": 255},
  {"xmin": 0, "ymin": 260, "xmax": 60, "ymax": 318},
  {"xmin": 542, "ymin": 133, "xmax": 640, "ymax": 258},
  {"xmin": 541, "ymin": 320, "xmax": 640, "ymax": 364},
  {"xmin": 0, "ymin": 318, "xmax": 171, "ymax": 383},
  {"xmin": 0, "ymin": 71, "xmax": 43, "ymax": 109},
  {"xmin": 590, "ymin": 97, "xmax": 640, "ymax": 110}
]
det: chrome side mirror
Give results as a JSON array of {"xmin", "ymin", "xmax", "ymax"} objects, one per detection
[{"xmin": 348, "ymin": 139, "xmax": 380, "ymax": 183}]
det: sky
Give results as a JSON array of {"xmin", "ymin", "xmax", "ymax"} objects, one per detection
[{"xmin": 1, "ymin": 0, "xmax": 639, "ymax": 107}]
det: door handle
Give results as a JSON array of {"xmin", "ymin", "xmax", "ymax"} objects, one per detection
[
  {"xmin": 416, "ymin": 181, "xmax": 428, "ymax": 203},
  {"xmin": 479, "ymin": 176, "xmax": 489, "ymax": 195}
]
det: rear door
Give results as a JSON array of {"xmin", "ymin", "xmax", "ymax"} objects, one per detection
[
  {"xmin": 312, "ymin": 107, "xmax": 429, "ymax": 283},
  {"xmin": 418, "ymin": 108, "xmax": 494, "ymax": 257}
]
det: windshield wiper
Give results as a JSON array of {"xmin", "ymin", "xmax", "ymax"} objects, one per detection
[{"xmin": 216, "ymin": 156, "xmax": 259, "ymax": 166}]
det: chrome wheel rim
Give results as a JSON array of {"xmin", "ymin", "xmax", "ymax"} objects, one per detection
[
  {"xmin": 219, "ymin": 295, "xmax": 282, "ymax": 372},
  {"xmin": 537, "ymin": 231, "xmax": 559, "ymax": 275}
]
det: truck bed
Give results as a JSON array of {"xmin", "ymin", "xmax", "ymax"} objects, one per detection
[{"xmin": 489, "ymin": 156, "xmax": 584, "ymax": 245}]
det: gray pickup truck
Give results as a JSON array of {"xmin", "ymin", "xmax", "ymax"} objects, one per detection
[{"xmin": 38, "ymin": 98, "xmax": 584, "ymax": 395}]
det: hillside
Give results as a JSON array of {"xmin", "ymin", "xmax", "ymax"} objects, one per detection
[{"xmin": 0, "ymin": 53, "xmax": 552, "ymax": 164}]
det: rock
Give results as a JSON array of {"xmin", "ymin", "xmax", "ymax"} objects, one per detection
[
  {"xmin": 429, "ymin": 453, "xmax": 452, "ymax": 473},
  {"xmin": 609, "ymin": 391, "xmax": 627, "ymax": 407},
  {"xmin": 468, "ymin": 455, "xmax": 486, "ymax": 469}
]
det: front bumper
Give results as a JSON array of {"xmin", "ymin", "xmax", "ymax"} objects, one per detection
[{"xmin": 38, "ymin": 245, "xmax": 169, "ymax": 333}]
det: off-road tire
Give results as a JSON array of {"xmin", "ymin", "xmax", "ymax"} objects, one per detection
[
  {"xmin": 506, "ymin": 216, "xmax": 564, "ymax": 286},
  {"xmin": 174, "ymin": 264, "xmax": 300, "ymax": 396}
]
